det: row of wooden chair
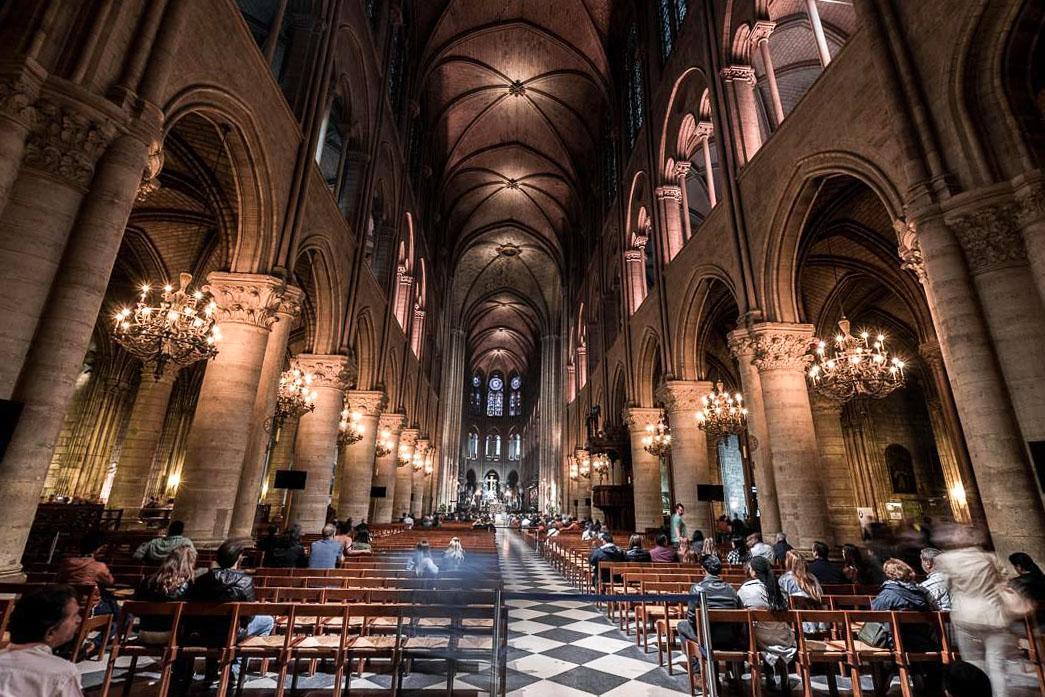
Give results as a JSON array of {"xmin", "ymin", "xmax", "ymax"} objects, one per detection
[{"xmin": 0, "ymin": 582, "xmax": 113, "ymax": 663}]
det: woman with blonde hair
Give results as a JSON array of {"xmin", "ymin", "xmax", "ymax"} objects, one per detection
[
  {"xmin": 778, "ymin": 550, "xmax": 824, "ymax": 634},
  {"xmin": 133, "ymin": 545, "xmax": 198, "ymax": 643},
  {"xmin": 443, "ymin": 537, "xmax": 465, "ymax": 570},
  {"xmin": 700, "ymin": 537, "xmax": 719, "ymax": 560}
]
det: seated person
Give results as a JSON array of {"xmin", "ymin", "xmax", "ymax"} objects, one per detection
[
  {"xmin": 265, "ymin": 524, "xmax": 306, "ymax": 568},
  {"xmin": 588, "ymin": 532, "xmax": 625, "ymax": 587},
  {"xmin": 870, "ymin": 558, "xmax": 937, "ymax": 651},
  {"xmin": 650, "ymin": 534, "xmax": 678, "ymax": 563},
  {"xmin": 406, "ymin": 541, "xmax": 440, "ymax": 578},
  {"xmin": 308, "ymin": 524, "xmax": 344, "ymax": 569},
  {"xmin": 443, "ymin": 537, "xmax": 465, "ymax": 571},
  {"xmin": 347, "ymin": 528, "xmax": 373, "ymax": 554},
  {"xmin": 133, "ymin": 546, "xmax": 198, "ymax": 644},
  {"xmin": 255, "ymin": 525, "xmax": 280, "ymax": 566},
  {"xmin": 0, "ymin": 585, "xmax": 84, "ymax": 696},
  {"xmin": 746, "ymin": 532, "xmax": 775, "ymax": 563},
  {"xmin": 55, "ymin": 531, "xmax": 114, "ymax": 655},
  {"xmin": 624, "ymin": 534, "xmax": 652, "ymax": 562},
  {"xmin": 676, "ymin": 555, "xmax": 746, "ymax": 649},
  {"xmin": 133, "ymin": 520, "xmax": 195, "ymax": 562},
  {"xmin": 808, "ymin": 541, "xmax": 848, "ymax": 586},
  {"xmin": 739, "ymin": 557, "xmax": 797, "ymax": 691}
]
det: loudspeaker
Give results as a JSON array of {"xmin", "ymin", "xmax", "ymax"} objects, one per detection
[
  {"xmin": 0, "ymin": 399, "xmax": 24, "ymax": 462},
  {"xmin": 697, "ymin": 484, "xmax": 725, "ymax": 502},
  {"xmin": 370, "ymin": 486, "xmax": 387, "ymax": 498},
  {"xmin": 273, "ymin": 470, "xmax": 307, "ymax": 490}
]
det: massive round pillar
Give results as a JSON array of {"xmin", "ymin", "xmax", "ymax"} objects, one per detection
[
  {"xmin": 625, "ymin": 407, "xmax": 666, "ymax": 532},
  {"xmin": 336, "ymin": 390, "xmax": 385, "ymax": 522},
  {"xmin": 658, "ymin": 380, "xmax": 713, "ymax": 531},
  {"xmin": 371, "ymin": 413, "xmax": 405, "ymax": 524},
  {"xmin": 393, "ymin": 428, "xmax": 419, "ymax": 519}
]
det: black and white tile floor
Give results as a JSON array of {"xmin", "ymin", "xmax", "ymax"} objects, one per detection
[{"xmin": 497, "ymin": 530, "xmax": 692, "ymax": 696}]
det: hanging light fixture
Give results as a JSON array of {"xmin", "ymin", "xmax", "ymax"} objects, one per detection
[
  {"xmin": 375, "ymin": 427, "xmax": 394, "ymax": 457},
  {"xmin": 412, "ymin": 446, "xmax": 426, "ymax": 473},
  {"xmin": 590, "ymin": 452, "xmax": 611, "ymax": 477},
  {"xmin": 808, "ymin": 318, "xmax": 906, "ymax": 402},
  {"xmin": 423, "ymin": 459, "xmax": 433, "ymax": 478},
  {"xmin": 112, "ymin": 273, "xmax": 220, "ymax": 379},
  {"xmin": 696, "ymin": 381, "xmax": 748, "ymax": 441},
  {"xmin": 337, "ymin": 407, "xmax": 364, "ymax": 446},
  {"xmin": 273, "ymin": 367, "xmax": 317, "ymax": 426},
  {"xmin": 642, "ymin": 416, "xmax": 672, "ymax": 457},
  {"xmin": 568, "ymin": 456, "xmax": 580, "ymax": 482},
  {"xmin": 574, "ymin": 449, "xmax": 591, "ymax": 480},
  {"xmin": 397, "ymin": 441, "xmax": 414, "ymax": 469},
  {"xmin": 807, "ymin": 234, "xmax": 906, "ymax": 402}
]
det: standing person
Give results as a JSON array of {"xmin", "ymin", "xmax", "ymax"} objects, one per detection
[
  {"xmin": 935, "ymin": 530, "xmax": 1021, "ymax": 697},
  {"xmin": 133, "ymin": 546, "xmax": 198, "ymax": 644},
  {"xmin": 133, "ymin": 520, "xmax": 195, "ymax": 562},
  {"xmin": 738, "ymin": 557, "xmax": 797, "ymax": 692},
  {"xmin": 0, "ymin": 585, "xmax": 84, "ymax": 696},
  {"xmin": 670, "ymin": 503, "xmax": 688, "ymax": 546},
  {"xmin": 920, "ymin": 547, "xmax": 952, "ymax": 611},
  {"xmin": 808, "ymin": 541, "xmax": 848, "ymax": 585},
  {"xmin": 308, "ymin": 524, "xmax": 344, "ymax": 569}
]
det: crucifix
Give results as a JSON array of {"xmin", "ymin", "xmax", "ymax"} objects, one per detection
[{"xmin": 485, "ymin": 472, "xmax": 498, "ymax": 492}]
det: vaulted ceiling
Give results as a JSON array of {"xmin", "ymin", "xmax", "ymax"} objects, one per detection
[{"xmin": 417, "ymin": 0, "xmax": 612, "ymax": 373}]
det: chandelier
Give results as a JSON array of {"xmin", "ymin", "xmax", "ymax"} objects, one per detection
[
  {"xmin": 112, "ymin": 273, "xmax": 220, "ymax": 379},
  {"xmin": 808, "ymin": 317, "xmax": 906, "ymax": 402},
  {"xmin": 375, "ymin": 428, "xmax": 394, "ymax": 458},
  {"xmin": 397, "ymin": 442, "xmax": 414, "ymax": 469},
  {"xmin": 274, "ymin": 368, "xmax": 317, "ymax": 425},
  {"xmin": 696, "ymin": 382, "xmax": 748, "ymax": 441},
  {"xmin": 338, "ymin": 407, "xmax": 364, "ymax": 446},
  {"xmin": 568, "ymin": 457, "xmax": 580, "ymax": 482},
  {"xmin": 412, "ymin": 448, "xmax": 426, "ymax": 473},
  {"xmin": 642, "ymin": 416, "xmax": 672, "ymax": 457},
  {"xmin": 575, "ymin": 449, "xmax": 591, "ymax": 479},
  {"xmin": 423, "ymin": 460, "xmax": 433, "ymax": 478},
  {"xmin": 590, "ymin": 452, "xmax": 611, "ymax": 477}
]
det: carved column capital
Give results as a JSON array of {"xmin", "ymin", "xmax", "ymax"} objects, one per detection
[
  {"xmin": 810, "ymin": 393, "xmax": 843, "ymax": 416},
  {"xmin": 746, "ymin": 322, "xmax": 816, "ymax": 373},
  {"xmin": 345, "ymin": 389, "xmax": 386, "ymax": 416},
  {"xmin": 0, "ymin": 64, "xmax": 44, "ymax": 130},
  {"xmin": 416, "ymin": 438, "xmax": 430, "ymax": 455},
  {"xmin": 275, "ymin": 284, "xmax": 306, "ymax": 320},
  {"xmin": 948, "ymin": 202, "xmax": 1026, "ymax": 274},
  {"xmin": 1016, "ymin": 183, "xmax": 1045, "ymax": 227},
  {"xmin": 751, "ymin": 20, "xmax": 776, "ymax": 44},
  {"xmin": 918, "ymin": 340, "xmax": 944, "ymax": 370},
  {"xmin": 291, "ymin": 354, "xmax": 354, "ymax": 391},
  {"xmin": 655, "ymin": 184, "xmax": 683, "ymax": 203},
  {"xmin": 656, "ymin": 379, "xmax": 713, "ymax": 415},
  {"xmin": 695, "ymin": 120, "xmax": 715, "ymax": 140},
  {"xmin": 623, "ymin": 406, "xmax": 664, "ymax": 434},
  {"xmin": 727, "ymin": 329, "xmax": 757, "ymax": 362},
  {"xmin": 673, "ymin": 159, "xmax": 692, "ymax": 179},
  {"xmin": 379, "ymin": 412, "xmax": 406, "ymax": 435},
  {"xmin": 399, "ymin": 428, "xmax": 419, "ymax": 448},
  {"xmin": 137, "ymin": 139, "xmax": 164, "ymax": 201},
  {"xmin": 24, "ymin": 97, "xmax": 115, "ymax": 190},
  {"xmin": 204, "ymin": 272, "xmax": 285, "ymax": 329},
  {"xmin": 720, "ymin": 65, "xmax": 756, "ymax": 85},
  {"xmin": 893, "ymin": 218, "xmax": 928, "ymax": 285}
]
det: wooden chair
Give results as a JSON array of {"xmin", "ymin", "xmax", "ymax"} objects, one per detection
[
  {"xmin": 692, "ymin": 609, "xmax": 757, "ymax": 697},
  {"xmin": 846, "ymin": 610, "xmax": 900, "ymax": 697},
  {"xmin": 0, "ymin": 597, "xmax": 13, "ymax": 649},
  {"xmin": 794, "ymin": 609, "xmax": 850, "ymax": 697},
  {"xmin": 99, "ymin": 600, "xmax": 184, "ymax": 697},
  {"xmin": 232, "ymin": 602, "xmax": 298, "ymax": 697},
  {"xmin": 891, "ymin": 610, "xmax": 950, "ymax": 697},
  {"xmin": 175, "ymin": 602, "xmax": 243, "ymax": 697}
]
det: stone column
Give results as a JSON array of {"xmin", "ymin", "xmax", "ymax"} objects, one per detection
[
  {"xmin": 674, "ymin": 161, "xmax": 694, "ymax": 242},
  {"xmin": 625, "ymin": 407, "xmax": 666, "ymax": 532},
  {"xmin": 0, "ymin": 61, "xmax": 44, "ymax": 219},
  {"xmin": 752, "ymin": 22, "xmax": 785, "ymax": 128},
  {"xmin": 1017, "ymin": 180, "xmax": 1045, "ymax": 308},
  {"xmin": 655, "ymin": 184, "xmax": 684, "ymax": 262},
  {"xmin": 658, "ymin": 380, "xmax": 713, "ymax": 530},
  {"xmin": 228, "ymin": 285, "xmax": 303, "ymax": 538},
  {"xmin": 410, "ymin": 438, "xmax": 428, "ymax": 516},
  {"xmin": 810, "ymin": 396, "xmax": 862, "ymax": 544},
  {"xmin": 171, "ymin": 273, "xmax": 283, "ymax": 546},
  {"xmin": 372, "ymin": 413, "xmax": 405, "ymax": 523},
  {"xmin": 727, "ymin": 330, "xmax": 782, "ymax": 535},
  {"xmin": 948, "ymin": 202, "xmax": 1045, "ymax": 446},
  {"xmin": 107, "ymin": 367, "xmax": 177, "ymax": 513},
  {"xmin": 840, "ymin": 400, "xmax": 891, "ymax": 521},
  {"xmin": 805, "ymin": 0, "xmax": 833, "ymax": 67},
  {"xmin": 437, "ymin": 327, "xmax": 465, "ymax": 509},
  {"xmin": 0, "ymin": 126, "xmax": 151, "ymax": 578},
  {"xmin": 696, "ymin": 124, "xmax": 717, "ymax": 208},
  {"xmin": 747, "ymin": 323, "xmax": 833, "ymax": 547},
  {"xmin": 719, "ymin": 66, "xmax": 761, "ymax": 164},
  {"xmin": 624, "ymin": 248, "xmax": 647, "ymax": 313},
  {"xmin": 898, "ymin": 216, "xmax": 1045, "ymax": 557},
  {"xmin": 337, "ymin": 390, "xmax": 384, "ymax": 522},
  {"xmin": 393, "ymin": 428, "xmax": 419, "ymax": 519},
  {"xmin": 287, "ymin": 354, "xmax": 351, "ymax": 533}
]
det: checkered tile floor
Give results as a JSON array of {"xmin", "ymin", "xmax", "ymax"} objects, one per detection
[{"xmin": 497, "ymin": 530, "xmax": 691, "ymax": 696}]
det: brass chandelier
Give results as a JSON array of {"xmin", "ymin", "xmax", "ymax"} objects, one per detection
[
  {"xmin": 112, "ymin": 273, "xmax": 220, "ymax": 379},
  {"xmin": 274, "ymin": 367, "xmax": 317, "ymax": 426},
  {"xmin": 337, "ymin": 406, "xmax": 364, "ymax": 446},
  {"xmin": 590, "ymin": 452, "xmax": 610, "ymax": 477},
  {"xmin": 412, "ymin": 446, "xmax": 426, "ymax": 473},
  {"xmin": 375, "ymin": 427, "xmax": 394, "ymax": 458},
  {"xmin": 396, "ymin": 441, "xmax": 413, "ymax": 469},
  {"xmin": 568, "ymin": 449, "xmax": 591, "ymax": 482},
  {"xmin": 808, "ymin": 317, "xmax": 906, "ymax": 402},
  {"xmin": 642, "ymin": 416, "xmax": 672, "ymax": 457},
  {"xmin": 696, "ymin": 381, "xmax": 748, "ymax": 441}
]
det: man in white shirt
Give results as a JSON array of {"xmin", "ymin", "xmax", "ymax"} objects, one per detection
[
  {"xmin": 747, "ymin": 532, "xmax": 776, "ymax": 563},
  {"xmin": 0, "ymin": 584, "xmax": 84, "ymax": 697}
]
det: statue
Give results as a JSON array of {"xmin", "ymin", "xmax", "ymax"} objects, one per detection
[{"xmin": 586, "ymin": 405, "xmax": 602, "ymax": 441}]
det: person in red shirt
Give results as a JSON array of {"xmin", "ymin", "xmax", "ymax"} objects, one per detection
[{"xmin": 55, "ymin": 532, "xmax": 114, "ymax": 657}]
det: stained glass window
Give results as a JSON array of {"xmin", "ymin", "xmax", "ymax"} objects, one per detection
[
  {"xmin": 467, "ymin": 431, "xmax": 479, "ymax": 459},
  {"xmin": 508, "ymin": 433, "xmax": 522, "ymax": 461},
  {"xmin": 487, "ymin": 374, "xmax": 504, "ymax": 417},
  {"xmin": 508, "ymin": 376, "xmax": 522, "ymax": 416},
  {"xmin": 624, "ymin": 22, "xmax": 645, "ymax": 151}
]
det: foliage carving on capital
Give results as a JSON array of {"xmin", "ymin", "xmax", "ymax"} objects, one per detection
[
  {"xmin": 656, "ymin": 380, "xmax": 708, "ymax": 415},
  {"xmin": 24, "ymin": 99, "xmax": 114, "ymax": 190},
  {"xmin": 655, "ymin": 185, "xmax": 683, "ymax": 204},
  {"xmin": 345, "ymin": 389, "xmax": 386, "ymax": 416},
  {"xmin": 720, "ymin": 65, "xmax": 756, "ymax": 85},
  {"xmin": 291, "ymin": 354, "xmax": 354, "ymax": 391},
  {"xmin": 673, "ymin": 160, "xmax": 692, "ymax": 180},
  {"xmin": 726, "ymin": 329, "xmax": 756, "ymax": 362},
  {"xmin": 893, "ymin": 218, "xmax": 927, "ymax": 285},
  {"xmin": 204, "ymin": 273, "xmax": 284, "ymax": 329},
  {"xmin": 399, "ymin": 428, "xmax": 419, "ymax": 448},
  {"xmin": 949, "ymin": 204, "xmax": 1026, "ymax": 274},
  {"xmin": 137, "ymin": 139, "xmax": 164, "ymax": 201},
  {"xmin": 750, "ymin": 21, "xmax": 776, "ymax": 44},
  {"xmin": 0, "ymin": 69, "xmax": 39, "ymax": 129},
  {"xmin": 379, "ymin": 412, "xmax": 406, "ymax": 434},
  {"xmin": 918, "ymin": 341, "xmax": 943, "ymax": 370},
  {"xmin": 623, "ymin": 407, "xmax": 663, "ymax": 433},
  {"xmin": 1016, "ymin": 184, "xmax": 1045, "ymax": 227},
  {"xmin": 748, "ymin": 324, "xmax": 815, "ymax": 373}
]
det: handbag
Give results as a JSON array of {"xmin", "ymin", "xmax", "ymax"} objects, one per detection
[
  {"xmin": 999, "ymin": 583, "xmax": 1035, "ymax": 619},
  {"xmin": 856, "ymin": 621, "xmax": 890, "ymax": 647}
]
